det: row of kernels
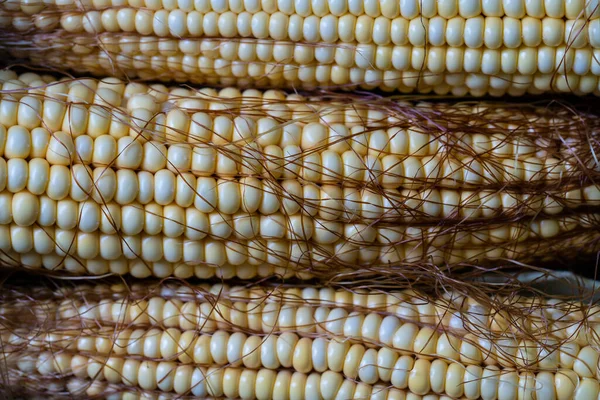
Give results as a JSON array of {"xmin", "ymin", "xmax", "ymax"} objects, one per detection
[
  {"xmin": 55, "ymin": 295, "xmax": 479, "ymax": 350},
  {"xmin": 38, "ymin": 281, "xmax": 600, "ymax": 342},
  {"xmin": 2, "ymin": 198, "xmax": 592, "ymax": 256},
  {"xmin": 1, "ymin": 87, "xmax": 488, "ymax": 153},
  {"xmin": 86, "ymin": 35, "xmax": 598, "ymax": 84},
  {"xmin": 65, "ymin": 327, "xmax": 600, "ymax": 380},
  {"xmin": 80, "ymin": 49, "xmax": 600, "ymax": 95},
  {"xmin": 42, "ymin": 283, "xmax": 418, "ymax": 315},
  {"xmin": 43, "ymin": 300, "xmax": 600, "ymax": 376},
  {"xmin": 15, "ymin": 72, "xmax": 268, "ymax": 114},
  {"xmin": 0, "ymin": 71, "xmax": 276, "ymax": 107},
  {"xmin": 3, "ymin": 71, "xmax": 587, "ymax": 115},
  {"xmin": 6, "ymin": 76, "xmax": 583, "ymax": 140},
  {"xmin": 42, "ymin": 283, "xmax": 500, "ymax": 327},
  {"xmin": 16, "ymin": 311, "xmax": 470, "ymax": 365},
  {"xmin": 0, "ymin": 283, "xmax": 444, "ymax": 326},
  {"xmin": 1, "ymin": 223, "xmax": 287, "ymax": 265},
  {"xmin": 395, "ymin": 362, "xmax": 592, "ymax": 399},
  {"xmin": 0, "ymin": 188, "xmax": 490, "ymax": 244},
  {"xmin": 2, "ymin": 156, "xmax": 585, "ymax": 213},
  {"xmin": 27, "ymin": 49, "xmax": 600, "ymax": 96},
  {"xmin": 97, "ymin": 35, "xmax": 600, "ymax": 78},
  {"xmin": 0, "ymin": 161, "xmax": 151, "ymax": 203},
  {"xmin": 58, "ymin": 9, "xmax": 599, "ymax": 49},
  {"xmin": 1, "ymin": 76, "xmax": 587, "ymax": 143},
  {"xmin": 51, "ymin": 351, "xmax": 409, "ymax": 400},
  {"xmin": 14, "ymin": 251, "xmax": 311, "ymax": 279},
  {"xmin": 7, "ymin": 0, "xmax": 600, "ymax": 19},
  {"xmin": 43, "ymin": 284, "xmax": 600, "ymax": 352},
  {"xmin": 186, "ymin": 284, "xmax": 596, "ymax": 336},
  {"xmin": 3, "ymin": 84, "xmax": 373, "ymax": 144},
  {"xmin": 132, "ymin": 60, "xmax": 598, "ymax": 97},
  {"xmin": 0, "ymin": 71, "xmax": 56, "ymax": 88},
  {"xmin": 74, "ymin": 329, "xmax": 380, "ymax": 379},
  {"xmin": 3, "ymin": 96, "xmax": 416, "ymax": 153},
  {"xmin": 6, "ymin": 70, "xmax": 574, "ymax": 126},
  {"xmin": 16, "ymin": 219, "xmax": 574, "ymax": 270},
  {"xmin": 0, "ymin": 90, "xmax": 136, "ymax": 139},
  {"xmin": 22, "ymin": 72, "xmax": 371, "ymax": 123},
  {"xmin": 0, "ymin": 160, "xmax": 281, "ymax": 209},
  {"xmin": 3, "ymin": 186, "xmax": 594, "ymax": 242},
  {"xmin": 6, "ymin": 168, "xmax": 594, "ymax": 230},
  {"xmin": 52, "ymin": 370, "xmax": 600, "ymax": 400},
  {"xmin": 0, "ymin": 222, "xmax": 507, "ymax": 265},
  {"xmin": 0, "ymin": 164, "xmax": 415, "ymax": 218},
  {"xmin": 2, "ymin": 85, "xmax": 301, "ymax": 141},
  {"xmin": 27, "ymin": 328, "xmax": 593, "ymax": 399},
  {"xmin": 0, "ymin": 122, "xmax": 446, "ymax": 159},
  {"xmin": 67, "ymin": 377, "xmax": 410, "ymax": 400},
  {"xmin": 0, "ymin": 163, "xmax": 192, "ymax": 207},
  {"xmin": 350, "ymin": 45, "xmax": 600, "ymax": 76},
  {"xmin": 0, "ymin": 225, "xmax": 317, "ymax": 266},
  {"xmin": 4, "ymin": 115, "xmax": 565, "ymax": 164},
  {"xmin": 31, "ymin": 328, "xmax": 446, "ymax": 382}
]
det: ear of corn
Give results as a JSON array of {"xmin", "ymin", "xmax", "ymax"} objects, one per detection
[
  {"xmin": 0, "ymin": 71, "xmax": 599, "ymax": 280},
  {"xmin": 3, "ymin": 281, "xmax": 600, "ymax": 399},
  {"xmin": 1, "ymin": 1, "xmax": 599, "ymax": 95}
]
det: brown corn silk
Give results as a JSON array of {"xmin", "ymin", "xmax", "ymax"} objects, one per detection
[{"xmin": 2, "ymin": 0, "xmax": 600, "ymax": 399}]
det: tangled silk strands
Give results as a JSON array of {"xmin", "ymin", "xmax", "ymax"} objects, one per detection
[
  {"xmin": 2, "ymin": 0, "xmax": 600, "ymax": 399},
  {"xmin": 1, "ymin": 0, "xmax": 600, "ymax": 95},
  {"xmin": 0, "ymin": 70, "xmax": 599, "ymax": 283},
  {"xmin": 3, "ymin": 279, "xmax": 600, "ymax": 399}
]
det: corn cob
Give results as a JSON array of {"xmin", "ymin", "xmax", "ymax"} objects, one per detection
[
  {"xmin": 1, "ymin": 71, "xmax": 599, "ymax": 279},
  {"xmin": 3, "ymin": 280, "xmax": 600, "ymax": 399},
  {"xmin": 1, "ymin": 1, "xmax": 599, "ymax": 94}
]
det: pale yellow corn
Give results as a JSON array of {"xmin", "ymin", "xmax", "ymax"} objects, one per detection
[
  {"xmin": 2, "ymin": 1, "xmax": 600, "ymax": 399},
  {"xmin": 0, "ymin": 71, "xmax": 599, "ymax": 278},
  {"xmin": 7, "ymin": 282, "xmax": 600, "ymax": 356},
  {"xmin": 1, "ymin": 0, "xmax": 599, "ymax": 95},
  {"xmin": 3, "ymin": 35, "xmax": 598, "ymax": 95},
  {"xmin": 10, "ymin": 350, "xmax": 599, "ymax": 399},
  {"xmin": 11, "ymin": 326, "xmax": 600, "ymax": 382},
  {"xmin": 3, "ymin": 0, "xmax": 599, "ymax": 19},
  {"xmin": 0, "ymin": 215, "xmax": 596, "ymax": 271},
  {"xmin": 3, "ymin": 281, "xmax": 600, "ymax": 399},
  {"xmin": 4, "ymin": 9, "xmax": 599, "ymax": 48},
  {"xmin": 9, "ymin": 365, "xmax": 457, "ymax": 400}
]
